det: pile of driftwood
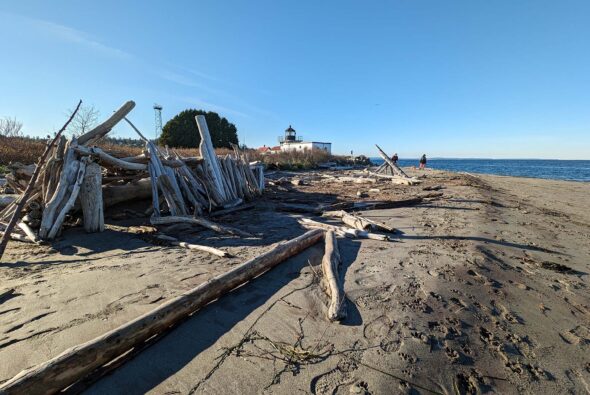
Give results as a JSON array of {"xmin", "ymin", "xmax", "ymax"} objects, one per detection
[{"xmin": 0, "ymin": 100, "xmax": 263, "ymax": 253}]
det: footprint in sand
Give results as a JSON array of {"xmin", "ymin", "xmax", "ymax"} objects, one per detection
[{"xmin": 560, "ymin": 325, "xmax": 590, "ymax": 346}]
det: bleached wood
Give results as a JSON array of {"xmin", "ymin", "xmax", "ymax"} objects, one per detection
[
  {"xmin": 17, "ymin": 222, "xmax": 40, "ymax": 244},
  {"xmin": 196, "ymin": 115, "xmax": 227, "ymax": 202},
  {"xmin": 79, "ymin": 162, "xmax": 104, "ymax": 233},
  {"xmin": 0, "ymin": 229, "xmax": 324, "ymax": 394},
  {"xmin": 38, "ymin": 146, "xmax": 79, "ymax": 239},
  {"xmin": 73, "ymin": 145, "xmax": 147, "ymax": 171},
  {"xmin": 323, "ymin": 210, "xmax": 395, "ymax": 232},
  {"xmin": 153, "ymin": 234, "xmax": 229, "ymax": 257},
  {"xmin": 322, "ymin": 230, "xmax": 346, "ymax": 321},
  {"xmin": 47, "ymin": 159, "xmax": 88, "ymax": 240},
  {"xmin": 77, "ymin": 101, "xmax": 135, "ymax": 145}
]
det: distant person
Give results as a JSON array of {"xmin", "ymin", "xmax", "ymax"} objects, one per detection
[
  {"xmin": 419, "ymin": 154, "xmax": 427, "ymax": 169},
  {"xmin": 391, "ymin": 153, "xmax": 399, "ymax": 164}
]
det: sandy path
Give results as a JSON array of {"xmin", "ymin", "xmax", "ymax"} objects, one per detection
[{"xmin": 1, "ymin": 170, "xmax": 589, "ymax": 394}]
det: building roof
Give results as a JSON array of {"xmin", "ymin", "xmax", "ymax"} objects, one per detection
[{"xmin": 285, "ymin": 125, "xmax": 296, "ymax": 133}]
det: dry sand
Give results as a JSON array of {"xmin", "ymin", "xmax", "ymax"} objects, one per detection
[{"xmin": 1, "ymin": 169, "xmax": 589, "ymax": 394}]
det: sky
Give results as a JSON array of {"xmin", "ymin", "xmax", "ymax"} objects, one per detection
[{"xmin": 0, "ymin": 0, "xmax": 589, "ymax": 159}]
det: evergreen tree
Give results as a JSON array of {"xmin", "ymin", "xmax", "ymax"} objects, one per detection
[{"xmin": 159, "ymin": 109, "xmax": 238, "ymax": 148}]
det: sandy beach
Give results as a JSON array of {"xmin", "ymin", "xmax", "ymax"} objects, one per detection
[{"xmin": 1, "ymin": 168, "xmax": 589, "ymax": 394}]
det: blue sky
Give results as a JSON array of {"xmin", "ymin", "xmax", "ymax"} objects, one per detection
[{"xmin": 1, "ymin": 0, "xmax": 589, "ymax": 159}]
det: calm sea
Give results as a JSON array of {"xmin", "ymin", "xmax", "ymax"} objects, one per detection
[{"xmin": 369, "ymin": 158, "xmax": 590, "ymax": 182}]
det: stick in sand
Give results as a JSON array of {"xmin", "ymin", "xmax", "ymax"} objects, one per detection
[{"xmin": 0, "ymin": 100, "xmax": 82, "ymax": 261}]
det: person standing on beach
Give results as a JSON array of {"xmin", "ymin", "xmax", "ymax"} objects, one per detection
[
  {"xmin": 391, "ymin": 153, "xmax": 399, "ymax": 164},
  {"xmin": 419, "ymin": 154, "xmax": 427, "ymax": 169}
]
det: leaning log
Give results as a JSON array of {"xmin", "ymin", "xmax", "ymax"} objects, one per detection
[
  {"xmin": 73, "ymin": 146, "xmax": 147, "ymax": 171},
  {"xmin": 0, "ymin": 229, "xmax": 324, "ymax": 394},
  {"xmin": 77, "ymin": 101, "xmax": 135, "ymax": 145},
  {"xmin": 374, "ymin": 144, "xmax": 409, "ymax": 178},
  {"xmin": 322, "ymin": 230, "xmax": 346, "ymax": 321}
]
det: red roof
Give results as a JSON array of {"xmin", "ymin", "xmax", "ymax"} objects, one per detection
[
  {"xmin": 270, "ymin": 146, "xmax": 281, "ymax": 151},
  {"xmin": 257, "ymin": 146, "xmax": 271, "ymax": 152}
]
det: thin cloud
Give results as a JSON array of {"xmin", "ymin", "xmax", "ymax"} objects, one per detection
[
  {"xmin": 3, "ymin": 11, "xmax": 133, "ymax": 60},
  {"xmin": 174, "ymin": 95, "xmax": 251, "ymax": 119}
]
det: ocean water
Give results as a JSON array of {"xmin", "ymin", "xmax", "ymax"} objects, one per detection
[{"xmin": 369, "ymin": 158, "xmax": 590, "ymax": 182}]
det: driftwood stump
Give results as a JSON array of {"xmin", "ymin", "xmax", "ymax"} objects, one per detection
[{"xmin": 79, "ymin": 162, "xmax": 104, "ymax": 233}]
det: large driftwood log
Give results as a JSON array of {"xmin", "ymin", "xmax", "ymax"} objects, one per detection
[
  {"xmin": 151, "ymin": 215, "xmax": 253, "ymax": 238},
  {"xmin": 79, "ymin": 162, "xmax": 104, "ymax": 233},
  {"xmin": 322, "ymin": 230, "xmax": 346, "ymax": 321},
  {"xmin": 77, "ymin": 101, "xmax": 135, "ymax": 145},
  {"xmin": 0, "ymin": 229, "xmax": 324, "ymax": 394},
  {"xmin": 374, "ymin": 144, "xmax": 409, "ymax": 178}
]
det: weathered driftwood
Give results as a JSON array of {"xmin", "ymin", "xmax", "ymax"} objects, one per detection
[
  {"xmin": 322, "ymin": 230, "xmax": 346, "ymax": 321},
  {"xmin": 196, "ymin": 115, "xmax": 227, "ymax": 203},
  {"xmin": 77, "ymin": 101, "xmax": 135, "ymax": 145},
  {"xmin": 17, "ymin": 222, "xmax": 40, "ymax": 244},
  {"xmin": 366, "ymin": 171, "xmax": 420, "ymax": 185},
  {"xmin": 47, "ymin": 158, "xmax": 88, "ymax": 240},
  {"xmin": 323, "ymin": 210, "xmax": 395, "ymax": 233},
  {"xmin": 375, "ymin": 144, "xmax": 409, "ymax": 178},
  {"xmin": 39, "ymin": 146, "xmax": 79, "ymax": 239},
  {"xmin": 0, "ymin": 229, "xmax": 324, "ymax": 394},
  {"xmin": 79, "ymin": 162, "xmax": 104, "ymax": 233},
  {"xmin": 73, "ymin": 146, "xmax": 147, "ymax": 171},
  {"xmin": 0, "ymin": 231, "xmax": 32, "ymax": 243},
  {"xmin": 153, "ymin": 234, "xmax": 230, "ymax": 257},
  {"xmin": 151, "ymin": 215, "xmax": 253, "ymax": 238},
  {"xmin": 299, "ymin": 218, "xmax": 390, "ymax": 241},
  {"xmin": 101, "ymin": 178, "xmax": 152, "ymax": 208},
  {"xmin": 0, "ymin": 100, "xmax": 81, "ymax": 260}
]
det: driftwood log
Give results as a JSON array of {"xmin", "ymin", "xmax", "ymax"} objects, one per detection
[
  {"xmin": 322, "ymin": 230, "xmax": 346, "ymax": 321},
  {"xmin": 0, "ymin": 229, "xmax": 324, "ymax": 394}
]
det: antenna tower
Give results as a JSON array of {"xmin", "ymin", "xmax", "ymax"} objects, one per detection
[{"xmin": 153, "ymin": 104, "xmax": 163, "ymax": 140}]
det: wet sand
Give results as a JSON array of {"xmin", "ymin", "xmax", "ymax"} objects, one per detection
[{"xmin": 1, "ymin": 169, "xmax": 589, "ymax": 394}]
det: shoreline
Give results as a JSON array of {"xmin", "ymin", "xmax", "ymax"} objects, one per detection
[{"xmin": 1, "ymin": 168, "xmax": 589, "ymax": 393}]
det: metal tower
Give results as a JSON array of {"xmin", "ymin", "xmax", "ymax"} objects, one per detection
[{"xmin": 153, "ymin": 104, "xmax": 163, "ymax": 140}]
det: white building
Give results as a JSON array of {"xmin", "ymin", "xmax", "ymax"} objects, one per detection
[{"xmin": 278, "ymin": 125, "xmax": 331, "ymax": 154}]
